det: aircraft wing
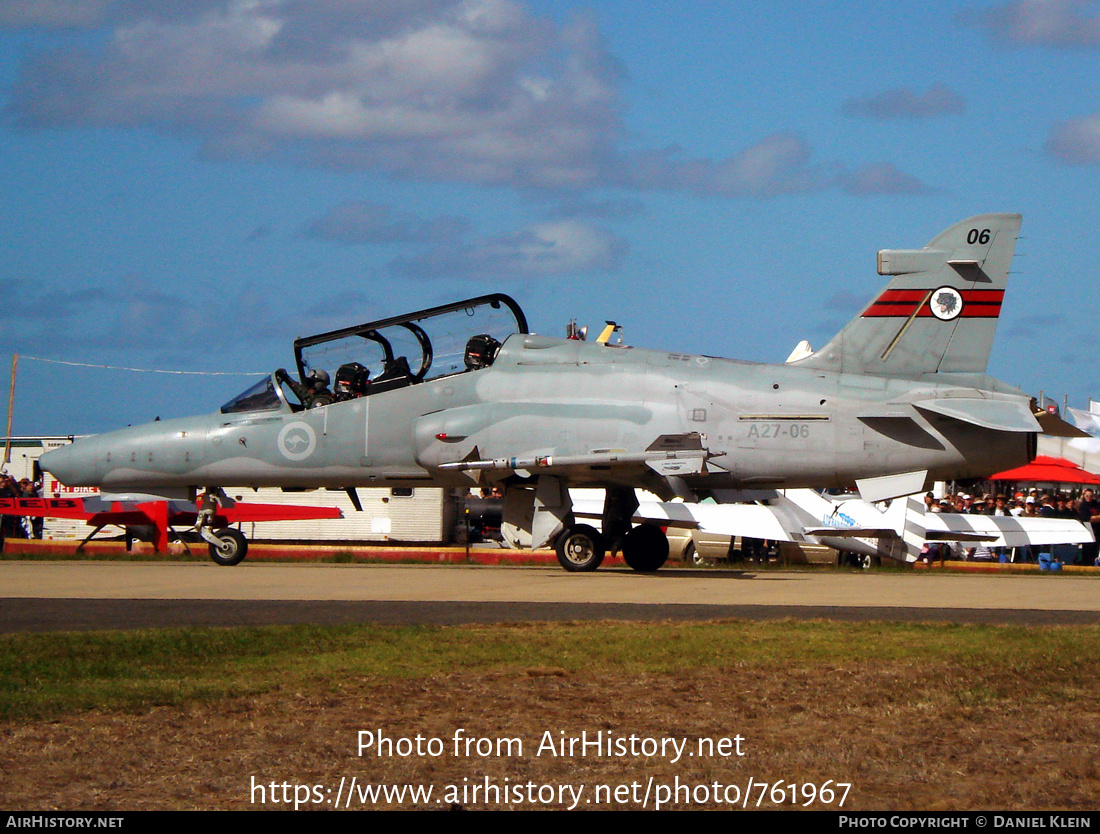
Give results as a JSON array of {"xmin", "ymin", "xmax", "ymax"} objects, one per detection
[
  {"xmin": 576, "ymin": 489, "xmax": 1093, "ymax": 565},
  {"xmin": 925, "ymin": 512, "xmax": 1094, "ymax": 547},
  {"xmin": 572, "ymin": 499, "xmax": 802, "ymax": 542}
]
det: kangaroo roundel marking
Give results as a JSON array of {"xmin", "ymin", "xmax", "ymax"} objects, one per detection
[
  {"xmin": 277, "ymin": 422, "xmax": 317, "ymax": 461},
  {"xmin": 929, "ymin": 286, "xmax": 963, "ymax": 321}
]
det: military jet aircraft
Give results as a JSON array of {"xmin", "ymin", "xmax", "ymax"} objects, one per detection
[{"xmin": 41, "ymin": 212, "xmax": 1067, "ymax": 570}]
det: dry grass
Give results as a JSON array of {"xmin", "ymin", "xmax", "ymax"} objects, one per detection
[{"xmin": 3, "ymin": 620, "xmax": 1099, "ymax": 811}]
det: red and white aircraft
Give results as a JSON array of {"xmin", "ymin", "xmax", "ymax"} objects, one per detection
[{"xmin": 0, "ymin": 491, "xmax": 342, "ymax": 565}]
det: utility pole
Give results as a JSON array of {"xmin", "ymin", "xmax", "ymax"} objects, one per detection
[{"xmin": 4, "ymin": 354, "xmax": 16, "ymax": 465}]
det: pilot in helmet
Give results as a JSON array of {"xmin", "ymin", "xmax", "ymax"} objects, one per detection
[
  {"xmin": 464, "ymin": 334, "xmax": 501, "ymax": 371},
  {"xmin": 305, "ymin": 369, "xmax": 333, "ymax": 408},
  {"xmin": 333, "ymin": 362, "xmax": 370, "ymax": 400}
]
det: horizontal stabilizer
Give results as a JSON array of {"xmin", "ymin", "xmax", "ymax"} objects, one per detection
[
  {"xmin": 913, "ymin": 398, "xmax": 1041, "ymax": 432},
  {"xmin": 802, "ymin": 527, "xmax": 898, "ymax": 539},
  {"xmin": 1035, "ymin": 410, "xmax": 1091, "ymax": 438}
]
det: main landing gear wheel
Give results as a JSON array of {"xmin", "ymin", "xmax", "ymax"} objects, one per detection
[
  {"xmin": 555, "ymin": 524, "xmax": 605, "ymax": 572},
  {"xmin": 208, "ymin": 528, "xmax": 248, "ymax": 566},
  {"xmin": 622, "ymin": 524, "xmax": 669, "ymax": 573},
  {"xmin": 840, "ymin": 552, "xmax": 878, "ymax": 570}
]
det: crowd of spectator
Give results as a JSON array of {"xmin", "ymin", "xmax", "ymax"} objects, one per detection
[
  {"xmin": 0, "ymin": 474, "xmax": 43, "ymax": 549},
  {"xmin": 921, "ymin": 485, "xmax": 1100, "ymax": 565}
]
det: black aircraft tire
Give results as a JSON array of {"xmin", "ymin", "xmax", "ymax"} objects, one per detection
[
  {"xmin": 555, "ymin": 524, "xmax": 605, "ymax": 572},
  {"xmin": 622, "ymin": 524, "xmax": 669, "ymax": 572},
  {"xmin": 208, "ymin": 528, "xmax": 248, "ymax": 566},
  {"xmin": 841, "ymin": 551, "xmax": 877, "ymax": 570}
]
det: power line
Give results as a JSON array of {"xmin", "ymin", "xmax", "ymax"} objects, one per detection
[{"xmin": 20, "ymin": 356, "xmax": 267, "ymax": 376}]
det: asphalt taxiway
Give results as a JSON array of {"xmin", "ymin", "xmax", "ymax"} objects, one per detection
[{"xmin": 3, "ymin": 561, "xmax": 1100, "ymax": 632}]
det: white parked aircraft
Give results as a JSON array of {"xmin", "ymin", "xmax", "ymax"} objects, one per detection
[{"xmin": 575, "ymin": 489, "xmax": 1093, "ymax": 567}]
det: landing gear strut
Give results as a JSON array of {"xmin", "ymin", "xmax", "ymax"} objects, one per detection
[{"xmin": 195, "ymin": 487, "xmax": 250, "ymax": 566}]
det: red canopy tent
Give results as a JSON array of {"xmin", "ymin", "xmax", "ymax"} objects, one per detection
[{"xmin": 988, "ymin": 455, "xmax": 1100, "ymax": 485}]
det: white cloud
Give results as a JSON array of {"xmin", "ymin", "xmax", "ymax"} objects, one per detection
[
  {"xmin": 0, "ymin": 0, "xmax": 110, "ymax": 27},
  {"xmin": 302, "ymin": 202, "xmax": 469, "ymax": 244},
  {"xmin": 960, "ymin": 0, "xmax": 1100, "ymax": 48},
  {"xmin": 546, "ymin": 198, "xmax": 645, "ymax": 220},
  {"xmin": 843, "ymin": 84, "xmax": 965, "ymax": 119},
  {"xmin": 391, "ymin": 219, "xmax": 626, "ymax": 279},
  {"xmin": 612, "ymin": 135, "xmax": 930, "ymax": 197},
  {"xmin": 711, "ymin": 134, "xmax": 823, "ymax": 197},
  {"xmin": 838, "ymin": 162, "xmax": 934, "ymax": 195},
  {"xmin": 610, "ymin": 135, "xmax": 824, "ymax": 197},
  {"xmin": 9, "ymin": 0, "xmax": 621, "ymax": 189},
  {"xmin": 6, "ymin": 1, "xmax": 927, "ymax": 197},
  {"xmin": 1046, "ymin": 113, "xmax": 1100, "ymax": 162}
]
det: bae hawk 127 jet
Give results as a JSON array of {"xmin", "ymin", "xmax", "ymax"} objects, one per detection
[{"xmin": 40, "ymin": 213, "xmax": 1074, "ymax": 570}]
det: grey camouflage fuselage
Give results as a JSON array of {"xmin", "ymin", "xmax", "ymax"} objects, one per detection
[{"xmin": 41, "ymin": 212, "xmax": 1040, "ymax": 560}]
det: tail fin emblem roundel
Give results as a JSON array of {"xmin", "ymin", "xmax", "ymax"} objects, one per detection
[{"xmin": 930, "ymin": 286, "xmax": 963, "ymax": 321}]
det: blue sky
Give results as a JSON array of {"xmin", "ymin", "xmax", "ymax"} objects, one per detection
[{"xmin": 1, "ymin": 0, "xmax": 1099, "ymax": 436}]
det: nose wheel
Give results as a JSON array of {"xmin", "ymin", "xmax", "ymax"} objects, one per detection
[
  {"xmin": 194, "ymin": 487, "xmax": 249, "ymax": 566},
  {"xmin": 206, "ymin": 527, "xmax": 248, "ymax": 566}
]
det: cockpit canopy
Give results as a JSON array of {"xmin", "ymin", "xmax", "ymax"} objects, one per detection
[
  {"xmin": 220, "ymin": 375, "xmax": 284, "ymax": 414},
  {"xmin": 219, "ymin": 293, "xmax": 528, "ymax": 414},
  {"xmin": 294, "ymin": 293, "xmax": 526, "ymax": 394}
]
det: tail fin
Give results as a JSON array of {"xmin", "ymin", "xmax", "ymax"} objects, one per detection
[
  {"xmin": 796, "ymin": 213, "xmax": 1021, "ymax": 377},
  {"xmin": 895, "ymin": 494, "xmax": 928, "ymax": 563}
]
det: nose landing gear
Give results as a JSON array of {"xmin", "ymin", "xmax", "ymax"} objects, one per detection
[{"xmin": 195, "ymin": 487, "xmax": 250, "ymax": 566}]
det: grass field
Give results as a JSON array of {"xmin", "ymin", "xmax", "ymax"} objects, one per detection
[{"xmin": 4, "ymin": 619, "xmax": 1100, "ymax": 810}]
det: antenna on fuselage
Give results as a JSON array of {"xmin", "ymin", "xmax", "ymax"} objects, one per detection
[{"xmin": 596, "ymin": 321, "xmax": 621, "ymax": 345}]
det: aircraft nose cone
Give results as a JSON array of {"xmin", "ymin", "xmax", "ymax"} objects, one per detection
[{"xmin": 39, "ymin": 440, "xmax": 99, "ymax": 487}]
